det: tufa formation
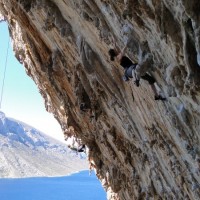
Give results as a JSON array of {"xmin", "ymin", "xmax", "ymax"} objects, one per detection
[{"xmin": 0, "ymin": 0, "xmax": 200, "ymax": 199}]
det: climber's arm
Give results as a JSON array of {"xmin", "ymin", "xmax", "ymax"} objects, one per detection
[{"xmin": 117, "ymin": 43, "xmax": 128, "ymax": 61}]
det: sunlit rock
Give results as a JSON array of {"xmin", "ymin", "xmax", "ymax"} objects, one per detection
[{"xmin": 1, "ymin": 0, "xmax": 200, "ymax": 199}]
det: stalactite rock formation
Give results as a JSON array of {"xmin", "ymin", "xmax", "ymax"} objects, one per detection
[{"xmin": 1, "ymin": 0, "xmax": 200, "ymax": 199}]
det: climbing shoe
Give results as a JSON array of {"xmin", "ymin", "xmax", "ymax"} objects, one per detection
[
  {"xmin": 155, "ymin": 95, "xmax": 166, "ymax": 101},
  {"xmin": 134, "ymin": 79, "xmax": 140, "ymax": 87}
]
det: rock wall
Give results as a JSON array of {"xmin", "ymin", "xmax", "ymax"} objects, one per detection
[{"xmin": 0, "ymin": 0, "xmax": 200, "ymax": 199}]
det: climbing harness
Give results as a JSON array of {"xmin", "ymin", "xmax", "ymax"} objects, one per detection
[{"xmin": 0, "ymin": 36, "xmax": 10, "ymax": 110}]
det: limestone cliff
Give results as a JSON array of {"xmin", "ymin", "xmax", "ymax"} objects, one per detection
[{"xmin": 0, "ymin": 0, "xmax": 200, "ymax": 199}]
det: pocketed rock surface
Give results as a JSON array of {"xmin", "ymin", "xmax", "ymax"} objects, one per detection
[{"xmin": 0, "ymin": 0, "xmax": 200, "ymax": 199}]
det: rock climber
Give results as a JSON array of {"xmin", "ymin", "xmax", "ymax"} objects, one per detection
[
  {"xmin": 67, "ymin": 136, "xmax": 86, "ymax": 154},
  {"xmin": 80, "ymin": 102, "xmax": 90, "ymax": 112},
  {"xmin": 68, "ymin": 144, "xmax": 86, "ymax": 153},
  {"xmin": 108, "ymin": 41, "xmax": 166, "ymax": 101},
  {"xmin": 79, "ymin": 102, "xmax": 95, "ymax": 119}
]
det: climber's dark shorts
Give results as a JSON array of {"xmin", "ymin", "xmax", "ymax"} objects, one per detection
[
  {"xmin": 125, "ymin": 65, "xmax": 156, "ymax": 85},
  {"xmin": 141, "ymin": 73, "xmax": 156, "ymax": 85}
]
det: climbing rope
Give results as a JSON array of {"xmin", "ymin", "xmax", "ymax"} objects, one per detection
[{"xmin": 0, "ymin": 36, "xmax": 10, "ymax": 110}]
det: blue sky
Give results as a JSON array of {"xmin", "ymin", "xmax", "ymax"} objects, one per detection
[{"xmin": 0, "ymin": 22, "xmax": 64, "ymax": 142}]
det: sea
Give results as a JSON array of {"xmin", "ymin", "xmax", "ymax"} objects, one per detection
[{"xmin": 0, "ymin": 170, "xmax": 106, "ymax": 200}]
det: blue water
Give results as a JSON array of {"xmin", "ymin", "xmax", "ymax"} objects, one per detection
[{"xmin": 0, "ymin": 170, "xmax": 106, "ymax": 200}]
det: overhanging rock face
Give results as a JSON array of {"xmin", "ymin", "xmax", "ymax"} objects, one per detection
[{"xmin": 1, "ymin": 0, "xmax": 200, "ymax": 199}]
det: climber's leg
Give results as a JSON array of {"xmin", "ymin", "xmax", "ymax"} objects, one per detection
[
  {"xmin": 131, "ymin": 69, "xmax": 140, "ymax": 87},
  {"xmin": 141, "ymin": 73, "xmax": 166, "ymax": 101},
  {"xmin": 78, "ymin": 144, "xmax": 86, "ymax": 152}
]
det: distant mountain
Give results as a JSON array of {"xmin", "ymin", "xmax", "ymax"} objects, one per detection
[{"xmin": 0, "ymin": 111, "xmax": 88, "ymax": 178}]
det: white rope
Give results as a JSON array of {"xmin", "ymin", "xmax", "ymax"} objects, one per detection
[{"xmin": 0, "ymin": 36, "xmax": 10, "ymax": 110}]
